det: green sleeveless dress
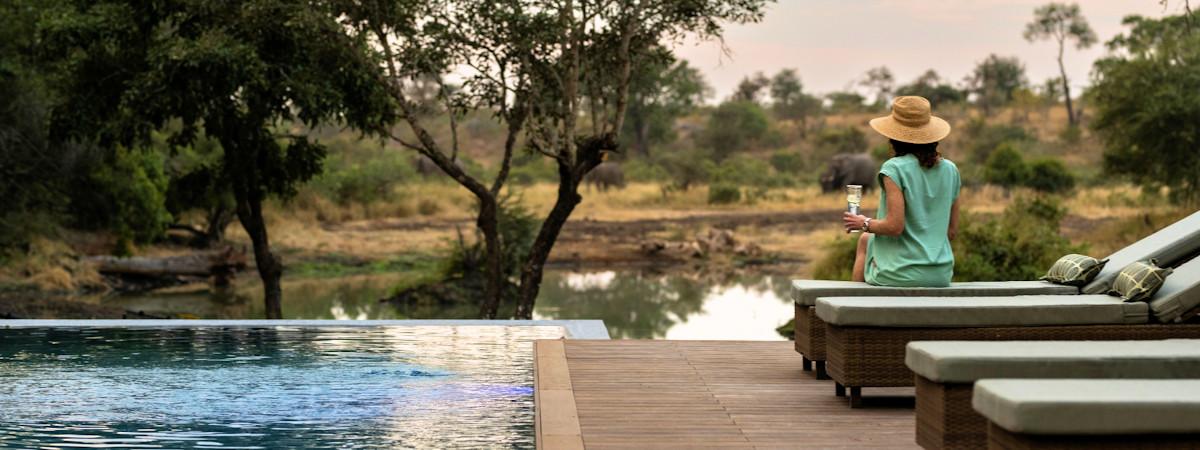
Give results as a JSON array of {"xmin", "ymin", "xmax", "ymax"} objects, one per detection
[{"xmin": 865, "ymin": 154, "xmax": 960, "ymax": 287}]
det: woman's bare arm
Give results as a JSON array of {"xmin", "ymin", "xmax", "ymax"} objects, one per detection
[
  {"xmin": 844, "ymin": 176, "xmax": 905, "ymax": 236},
  {"xmin": 948, "ymin": 199, "xmax": 959, "ymax": 241}
]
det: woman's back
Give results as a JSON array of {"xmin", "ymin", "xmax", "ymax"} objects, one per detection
[{"xmin": 866, "ymin": 154, "xmax": 960, "ymax": 287}]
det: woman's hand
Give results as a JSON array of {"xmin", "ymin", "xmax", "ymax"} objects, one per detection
[{"xmin": 843, "ymin": 212, "xmax": 868, "ymax": 233}]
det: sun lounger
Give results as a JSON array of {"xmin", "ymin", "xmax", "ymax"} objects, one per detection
[
  {"xmin": 906, "ymin": 339, "xmax": 1200, "ymax": 449},
  {"xmin": 790, "ymin": 210, "xmax": 1200, "ymax": 378},
  {"xmin": 973, "ymin": 379, "xmax": 1200, "ymax": 449},
  {"xmin": 815, "ymin": 254, "xmax": 1200, "ymax": 407}
]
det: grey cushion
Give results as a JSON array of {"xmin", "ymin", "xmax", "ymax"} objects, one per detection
[
  {"xmin": 1082, "ymin": 210, "xmax": 1200, "ymax": 294},
  {"xmin": 1041, "ymin": 254, "xmax": 1108, "ymax": 286},
  {"xmin": 790, "ymin": 280, "xmax": 1077, "ymax": 307},
  {"xmin": 972, "ymin": 379, "xmax": 1200, "ymax": 435},
  {"xmin": 1148, "ymin": 256, "xmax": 1200, "ymax": 323},
  {"xmin": 1108, "ymin": 259, "xmax": 1173, "ymax": 302},
  {"xmin": 815, "ymin": 295, "xmax": 1149, "ymax": 327},
  {"xmin": 906, "ymin": 339, "xmax": 1200, "ymax": 383}
]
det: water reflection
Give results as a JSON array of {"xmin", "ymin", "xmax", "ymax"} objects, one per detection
[
  {"xmin": 93, "ymin": 268, "xmax": 796, "ymax": 340},
  {"xmin": 534, "ymin": 269, "xmax": 794, "ymax": 340}
]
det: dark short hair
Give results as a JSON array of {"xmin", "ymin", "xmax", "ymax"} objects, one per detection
[{"xmin": 890, "ymin": 139, "xmax": 940, "ymax": 168}]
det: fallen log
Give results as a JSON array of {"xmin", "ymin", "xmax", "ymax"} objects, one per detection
[{"xmin": 85, "ymin": 247, "xmax": 247, "ymax": 278}]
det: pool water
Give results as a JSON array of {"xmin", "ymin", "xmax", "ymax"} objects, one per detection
[{"xmin": 0, "ymin": 326, "xmax": 564, "ymax": 449}]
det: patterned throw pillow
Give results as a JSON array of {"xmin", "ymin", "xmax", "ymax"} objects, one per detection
[
  {"xmin": 1108, "ymin": 259, "xmax": 1173, "ymax": 302},
  {"xmin": 1042, "ymin": 254, "xmax": 1109, "ymax": 286}
]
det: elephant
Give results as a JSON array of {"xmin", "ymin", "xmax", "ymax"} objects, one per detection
[
  {"xmin": 584, "ymin": 162, "xmax": 626, "ymax": 192},
  {"xmin": 819, "ymin": 153, "xmax": 877, "ymax": 193}
]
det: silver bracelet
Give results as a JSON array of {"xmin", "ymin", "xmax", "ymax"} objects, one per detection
[{"xmin": 863, "ymin": 218, "xmax": 871, "ymax": 232}]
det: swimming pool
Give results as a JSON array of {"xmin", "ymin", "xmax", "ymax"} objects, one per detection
[{"xmin": 0, "ymin": 321, "xmax": 604, "ymax": 448}]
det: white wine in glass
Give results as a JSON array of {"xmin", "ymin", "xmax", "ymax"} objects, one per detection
[{"xmin": 846, "ymin": 185, "xmax": 863, "ymax": 233}]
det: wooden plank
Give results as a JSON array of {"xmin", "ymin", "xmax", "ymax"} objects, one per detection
[{"xmin": 535, "ymin": 339, "xmax": 919, "ymax": 449}]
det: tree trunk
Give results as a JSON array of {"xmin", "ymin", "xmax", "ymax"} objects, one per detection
[
  {"xmin": 205, "ymin": 204, "xmax": 233, "ymax": 247},
  {"xmin": 1058, "ymin": 48, "xmax": 1075, "ymax": 126},
  {"xmin": 476, "ymin": 195, "xmax": 504, "ymax": 319},
  {"xmin": 234, "ymin": 185, "xmax": 283, "ymax": 319},
  {"xmin": 515, "ymin": 173, "xmax": 582, "ymax": 319}
]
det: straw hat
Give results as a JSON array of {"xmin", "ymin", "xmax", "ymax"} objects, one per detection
[{"xmin": 868, "ymin": 96, "xmax": 951, "ymax": 144}]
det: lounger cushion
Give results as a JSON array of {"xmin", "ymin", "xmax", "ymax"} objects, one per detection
[
  {"xmin": 972, "ymin": 379, "xmax": 1200, "ymax": 435},
  {"xmin": 1108, "ymin": 259, "xmax": 1173, "ymax": 302},
  {"xmin": 906, "ymin": 339, "xmax": 1200, "ymax": 383},
  {"xmin": 1041, "ymin": 254, "xmax": 1107, "ymax": 286},
  {"xmin": 1148, "ymin": 255, "xmax": 1200, "ymax": 323},
  {"xmin": 1082, "ymin": 210, "xmax": 1200, "ymax": 294},
  {"xmin": 815, "ymin": 295, "xmax": 1149, "ymax": 327},
  {"xmin": 790, "ymin": 280, "xmax": 1076, "ymax": 307}
]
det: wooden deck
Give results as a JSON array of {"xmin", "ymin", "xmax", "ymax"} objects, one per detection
[{"xmin": 534, "ymin": 340, "xmax": 918, "ymax": 449}]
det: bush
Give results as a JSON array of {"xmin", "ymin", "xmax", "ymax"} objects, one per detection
[
  {"xmin": 710, "ymin": 155, "xmax": 773, "ymax": 188},
  {"xmin": 964, "ymin": 119, "xmax": 1034, "ymax": 163},
  {"xmin": 1025, "ymin": 158, "xmax": 1076, "ymax": 193},
  {"xmin": 313, "ymin": 151, "xmax": 415, "ymax": 205},
  {"xmin": 69, "ymin": 146, "xmax": 173, "ymax": 246},
  {"xmin": 507, "ymin": 155, "xmax": 557, "ymax": 185},
  {"xmin": 417, "ymin": 198, "xmax": 441, "ymax": 216},
  {"xmin": 869, "ymin": 142, "xmax": 891, "ymax": 163},
  {"xmin": 813, "ymin": 126, "xmax": 867, "ymax": 157},
  {"xmin": 769, "ymin": 150, "xmax": 805, "ymax": 174},
  {"xmin": 705, "ymin": 101, "xmax": 769, "ymax": 160},
  {"xmin": 982, "ymin": 142, "xmax": 1029, "ymax": 189},
  {"xmin": 953, "ymin": 196, "xmax": 1083, "ymax": 281},
  {"xmin": 707, "ymin": 183, "xmax": 741, "ymax": 204},
  {"xmin": 657, "ymin": 149, "xmax": 713, "ymax": 191},
  {"xmin": 623, "ymin": 158, "xmax": 669, "ymax": 183},
  {"xmin": 811, "ymin": 236, "xmax": 858, "ymax": 281}
]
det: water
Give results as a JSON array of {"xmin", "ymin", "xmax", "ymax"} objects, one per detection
[
  {"xmin": 91, "ymin": 269, "xmax": 795, "ymax": 339},
  {"xmin": 0, "ymin": 326, "xmax": 564, "ymax": 449}
]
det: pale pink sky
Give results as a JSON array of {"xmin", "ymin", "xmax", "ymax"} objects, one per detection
[{"xmin": 671, "ymin": 1, "xmax": 1183, "ymax": 101}]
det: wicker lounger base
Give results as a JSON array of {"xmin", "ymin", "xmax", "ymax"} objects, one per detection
[
  {"xmin": 825, "ymin": 322, "xmax": 1200, "ymax": 407},
  {"xmin": 988, "ymin": 423, "xmax": 1200, "ymax": 449},
  {"xmin": 915, "ymin": 376, "xmax": 983, "ymax": 450},
  {"xmin": 793, "ymin": 304, "xmax": 829, "ymax": 379}
]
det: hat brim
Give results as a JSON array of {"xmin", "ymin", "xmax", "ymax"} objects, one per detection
[{"xmin": 869, "ymin": 115, "xmax": 951, "ymax": 144}]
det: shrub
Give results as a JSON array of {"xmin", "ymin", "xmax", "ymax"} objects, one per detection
[
  {"xmin": 953, "ymin": 196, "xmax": 1083, "ymax": 281},
  {"xmin": 964, "ymin": 118, "xmax": 1034, "ymax": 163},
  {"xmin": 417, "ymin": 198, "xmax": 442, "ymax": 216},
  {"xmin": 811, "ymin": 236, "xmax": 858, "ymax": 281},
  {"xmin": 657, "ymin": 149, "xmax": 713, "ymax": 191},
  {"xmin": 69, "ymin": 146, "xmax": 173, "ymax": 245},
  {"xmin": 769, "ymin": 150, "xmax": 805, "ymax": 174},
  {"xmin": 1025, "ymin": 158, "xmax": 1076, "ymax": 193},
  {"xmin": 869, "ymin": 142, "xmax": 891, "ymax": 163},
  {"xmin": 623, "ymin": 158, "xmax": 669, "ymax": 183},
  {"xmin": 705, "ymin": 101, "xmax": 770, "ymax": 160},
  {"xmin": 710, "ymin": 155, "xmax": 773, "ymax": 188},
  {"xmin": 313, "ymin": 151, "xmax": 415, "ymax": 205},
  {"xmin": 707, "ymin": 183, "xmax": 741, "ymax": 204},
  {"xmin": 507, "ymin": 155, "xmax": 557, "ymax": 185},
  {"xmin": 982, "ymin": 142, "xmax": 1029, "ymax": 189},
  {"xmin": 813, "ymin": 126, "xmax": 867, "ymax": 157}
]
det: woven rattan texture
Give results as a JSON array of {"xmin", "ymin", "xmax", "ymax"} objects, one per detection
[
  {"xmin": 915, "ymin": 377, "xmax": 986, "ymax": 450},
  {"xmin": 987, "ymin": 423, "xmax": 1200, "ymax": 449}
]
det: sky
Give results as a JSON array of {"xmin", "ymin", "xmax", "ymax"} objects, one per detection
[{"xmin": 670, "ymin": 0, "xmax": 1184, "ymax": 101}]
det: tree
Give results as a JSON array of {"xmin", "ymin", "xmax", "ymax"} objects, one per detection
[
  {"xmin": 895, "ymin": 70, "xmax": 965, "ymax": 106},
  {"xmin": 859, "ymin": 66, "xmax": 894, "ymax": 108},
  {"xmin": 983, "ymin": 142, "xmax": 1029, "ymax": 190},
  {"xmin": 967, "ymin": 54, "xmax": 1028, "ymax": 116},
  {"xmin": 622, "ymin": 52, "xmax": 712, "ymax": 157},
  {"xmin": 1024, "ymin": 2, "xmax": 1097, "ymax": 126},
  {"xmin": 346, "ymin": 0, "xmax": 770, "ymax": 319},
  {"xmin": 732, "ymin": 72, "xmax": 771, "ymax": 103},
  {"xmin": 1092, "ymin": 13, "xmax": 1200, "ymax": 204},
  {"xmin": 704, "ymin": 101, "xmax": 770, "ymax": 160},
  {"xmin": 43, "ymin": 0, "xmax": 393, "ymax": 318},
  {"xmin": 825, "ymin": 91, "xmax": 867, "ymax": 114},
  {"xmin": 769, "ymin": 69, "xmax": 821, "ymax": 136}
]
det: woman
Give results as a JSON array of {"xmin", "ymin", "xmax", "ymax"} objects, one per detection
[{"xmin": 843, "ymin": 96, "xmax": 960, "ymax": 287}]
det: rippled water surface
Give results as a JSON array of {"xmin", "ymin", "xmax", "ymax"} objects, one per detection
[{"xmin": 0, "ymin": 326, "xmax": 564, "ymax": 449}]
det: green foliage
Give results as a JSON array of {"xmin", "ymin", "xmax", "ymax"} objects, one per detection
[
  {"xmin": 704, "ymin": 100, "xmax": 770, "ymax": 160},
  {"xmin": 313, "ymin": 151, "xmax": 415, "ymax": 205},
  {"xmin": 622, "ymin": 52, "xmax": 711, "ymax": 156},
  {"xmin": 895, "ymin": 70, "xmax": 965, "ymax": 105},
  {"xmin": 983, "ymin": 142, "xmax": 1030, "ymax": 188},
  {"xmin": 954, "ymin": 196, "xmax": 1083, "ymax": 281},
  {"xmin": 442, "ymin": 196, "xmax": 538, "ymax": 282},
  {"xmin": 967, "ymin": 54, "xmax": 1028, "ymax": 114},
  {"xmin": 825, "ymin": 91, "xmax": 867, "ymax": 114},
  {"xmin": 72, "ymin": 147, "xmax": 173, "ymax": 245},
  {"xmin": 707, "ymin": 183, "xmax": 742, "ymax": 204},
  {"xmin": 811, "ymin": 236, "xmax": 858, "ymax": 281},
  {"xmin": 964, "ymin": 119, "xmax": 1035, "ymax": 164},
  {"xmin": 769, "ymin": 150, "xmax": 806, "ymax": 174},
  {"xmin": 869, "ymin": 142, "xmax": 892, "ymax": 163},
  {"xmin": 656, "ymin": 149, "xmax": 713, "ymax": 191},
  {"xmin": 769, "ymin": 69, "xmax": 821, "ymax": 125},
  {"xmin": 814, "ymin": 126, "xmax": 868, "ymax": 156},
  {"xmin": 623, "ymin": 158, "xmax": 670, "ymax": 183},
  {"xmin": 1026, "ymin": 158, "xmax": 1076, "ymax": 193},
  {"xmin": 709, "ymin": 155, "xmax": 773, "ymax": 187},
  {"xmin": 1092, "ymin": 13, "xmax": 1200, "ymax": 204}
]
